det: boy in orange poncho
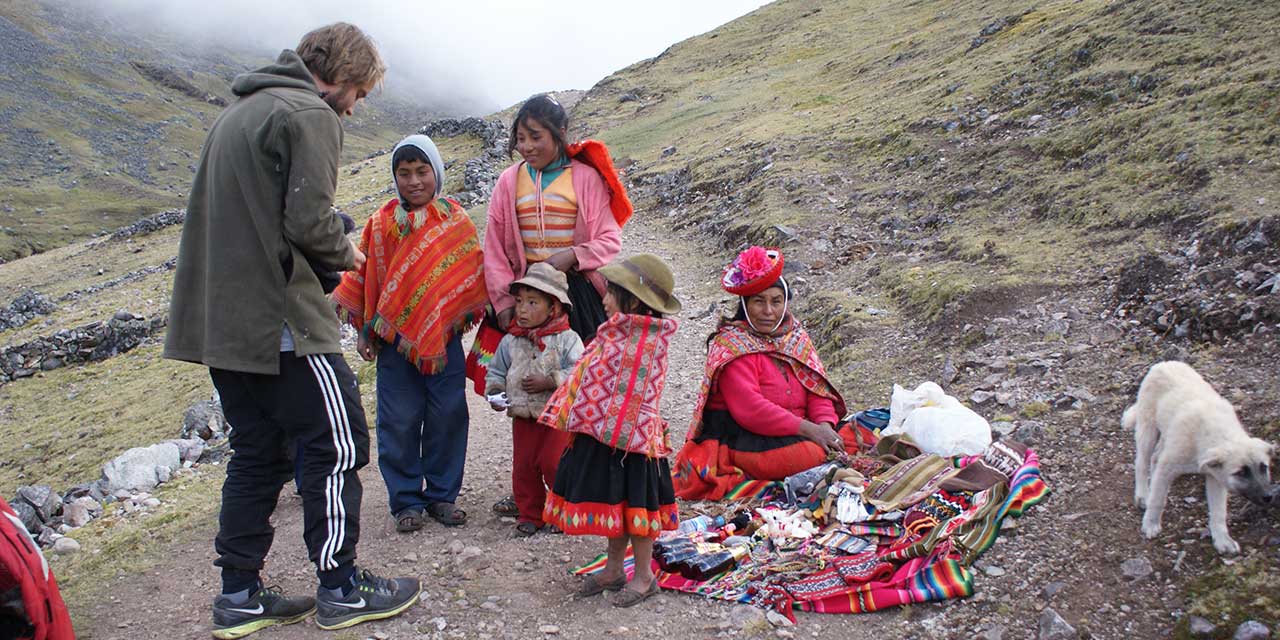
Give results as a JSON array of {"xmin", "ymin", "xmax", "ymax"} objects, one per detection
[{"xmin": 333, "ymin": 134, "xmax": 487, "ymax": 531}]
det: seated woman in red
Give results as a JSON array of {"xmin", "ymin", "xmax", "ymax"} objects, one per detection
[{"xmin": 674, "ymin": 247, "xmax": 862, "ymax": 500}]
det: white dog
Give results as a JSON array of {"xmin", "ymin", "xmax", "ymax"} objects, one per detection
[{"xmin": 1125, "ymin": 361, "xmax": 1275, "ymax": 555}]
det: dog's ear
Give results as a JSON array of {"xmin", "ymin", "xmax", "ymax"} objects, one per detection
[{"xmin": 1199, "ymin": 447, "xmax": 1227, "ymax": 474}]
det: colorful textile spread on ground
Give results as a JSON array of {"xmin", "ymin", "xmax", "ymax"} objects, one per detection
[{"xmin": 574, "ymin": 433, "xmax": 1050, "ymax": 621}]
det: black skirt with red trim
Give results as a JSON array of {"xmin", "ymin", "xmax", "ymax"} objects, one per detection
[{"xmin": 544, "ymin": 435, "xmax": 679, "ymax": 539}]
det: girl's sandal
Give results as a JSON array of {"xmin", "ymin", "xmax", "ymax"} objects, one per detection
[
  {"xmin": 514, "ymin": 521, "xmax": 540, "ymax": 537},
  {"xmin": 612, "ymin": 578, "xmax": 659, "ymax": 608},
  {"xmin": 428, "ymin": 502, "xmax": 467, "ymax": 526},
  {"xmin": 575, "ymin": 574, "xmax": 627, "ymax": 599},
  {"xmin": 491, "ymin": 496, "xmax": 519, "ymax": 517}
]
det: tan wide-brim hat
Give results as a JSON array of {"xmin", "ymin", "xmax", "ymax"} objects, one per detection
[
  {"xmin": 599, "ymin": 254, "xmax": 682, "ymax": 315},
  {"xmin": 510, "ymin": 262, "xmax": 572, "ymax": 307}
]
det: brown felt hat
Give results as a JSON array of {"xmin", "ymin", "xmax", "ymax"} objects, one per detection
[
  {"xmin": 510, "ymin": 262, "xmax": 571, "ymax": 307},
  {"xmin": 598, "ymin": 254, "xmax": 682, "ymax": 315}
]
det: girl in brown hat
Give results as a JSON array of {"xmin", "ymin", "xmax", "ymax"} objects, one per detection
[{"xmin": 539, "ymin": 254, "xmax": 682, "ymax": 607}]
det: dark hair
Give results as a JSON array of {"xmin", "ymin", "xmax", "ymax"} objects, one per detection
[
  {"xmin": 607, "ymin": 282, "xmax": 663, "ymax": 319},
  {"xmin": 705, "ymin": 278, "xmax": 791, "ymax": 346},
  {"xmin": 392, "ymin": 145, "xmax": 431, "ymax": 172},
  {"xmin": 507, "ymin": 94, "xmax": 569, "ymax": 159},
  {"xmin": 512, "ymin": 283, "xmax": 561, "ymax": 311}
]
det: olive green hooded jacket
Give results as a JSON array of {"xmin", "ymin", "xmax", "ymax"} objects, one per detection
[{"xmin": 164, "ymin": 50, "xmax": 354, "ymax": 374}]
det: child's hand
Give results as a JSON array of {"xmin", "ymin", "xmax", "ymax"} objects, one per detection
[{"xmin": 520, "ymin": 373, "xmax": 555, "ymax": 393}]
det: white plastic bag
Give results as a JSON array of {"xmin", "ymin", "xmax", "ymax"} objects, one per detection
[{"xmin": 883, "ymin": 381, "xmax": 992, "ymax": 456}]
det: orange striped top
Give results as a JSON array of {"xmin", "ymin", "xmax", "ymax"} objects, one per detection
[{"xmin": 515, "ymin": 165, "xmax": 578, "ymax": 263}]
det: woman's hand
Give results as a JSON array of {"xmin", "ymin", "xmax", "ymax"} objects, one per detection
[
  {"xmin": 496, "ymin": 308, "xmax": 515, "ymax": 331},
  {"xmin": 543, "ymin": 250, "xmax": 578, "ymax": 273},
  {"xmin": 357, "ymin": 333, "xmax": 379, "ymax": 361},
  {"xmin": 798, "ymin": 421, "xmax": 843, "ymax": 454},
  {"xmin": 520, "ymin": 373, "xmax": 556, "ymax": 393}
]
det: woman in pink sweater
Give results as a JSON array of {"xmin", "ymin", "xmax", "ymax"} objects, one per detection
[
  {"xmin": 483, "ymin": 94, "xmax": 631, "ymax": 517},
  {"xmin": 674, "ymin": 247, "xmax": 862, "ymax": 500}
]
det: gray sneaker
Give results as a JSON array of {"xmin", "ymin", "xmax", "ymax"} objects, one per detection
[
  {"xmin": 211, "ymin": 585, "xmax": 315, "ymax": 639},
  {"xmin": 315, "ymin": 568, "xmax": 420, "ymax": 630}
]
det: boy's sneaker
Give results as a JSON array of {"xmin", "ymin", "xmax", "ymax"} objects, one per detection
[
  {"xmin": 211, "ymin": 586, "xmax": 315, "ymax": 639},
  {"xmin": 315, "ymin": 568, "xmax": 420, "ymax": 630}
]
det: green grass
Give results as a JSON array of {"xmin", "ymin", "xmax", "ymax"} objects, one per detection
[{"xmin": 0, "ymin": 345, "xmax": 210, "ymax": 493}]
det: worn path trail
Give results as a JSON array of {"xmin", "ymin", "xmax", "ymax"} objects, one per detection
[{"xmin": 75, "ymin": 218, "xmax": 912, "ymax": 639}]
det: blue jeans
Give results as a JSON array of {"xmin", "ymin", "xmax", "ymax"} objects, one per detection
[{"xmin": 375, "ymin": 336, "xmax": 469, "ymax": 516}]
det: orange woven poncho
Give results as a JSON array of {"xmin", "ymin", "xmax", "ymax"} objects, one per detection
[{"xmin": 333, "ymin": 197, "xmax": 487, "ymax": 374}]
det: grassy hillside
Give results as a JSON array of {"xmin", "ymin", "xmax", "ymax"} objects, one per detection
[
  {"xmin": 0, "ymin": 0, "xmax": 428, "ymax": 261},
  {"xmin": 573, "ymin": 0, "xmax": 1277, "ymax": 333}
]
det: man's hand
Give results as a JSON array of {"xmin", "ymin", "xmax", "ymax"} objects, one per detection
[
  {"xmin": 497, "ymin": 308, "xmax": 515, "ymax": 332},
  {"xmin": 357, "ymin": 333, "xmax": 379, "ymax": 361},
  {"xmin": 520, "ymin": 373, "xmax": 556, "ymax": 393},
  {"xmin": 543, "ymin": 250, "xmax": 578, "ymax": 273},
  {"xmin": 350, "ymin": 242, "xmax": 366, "ymax": 272}
]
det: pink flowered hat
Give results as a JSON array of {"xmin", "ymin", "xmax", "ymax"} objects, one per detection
[{"xmin": 721, "ymin": 246, "xmax": 784, "ymax": 296}]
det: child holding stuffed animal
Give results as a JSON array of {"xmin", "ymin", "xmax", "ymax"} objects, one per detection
[{"xmin": 484, "ymin": 262, "xmax": 584, "ymax": 536}]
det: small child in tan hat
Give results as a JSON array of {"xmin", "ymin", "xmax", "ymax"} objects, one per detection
[{"xmin": 485, "ymin": 262, "xmax": 585, "ymax": 536}]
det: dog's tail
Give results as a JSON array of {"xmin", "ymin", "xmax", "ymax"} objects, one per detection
[{"xmin": 1121, "ymin": 405, "xmax": 1137, "ymax": 431}]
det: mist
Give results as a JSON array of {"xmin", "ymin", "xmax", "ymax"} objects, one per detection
[{"xmin": 80, "ymin": 0, "xmax": 770, "ymax": 115}]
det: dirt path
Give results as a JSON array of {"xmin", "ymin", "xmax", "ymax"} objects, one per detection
[{"xmin": 73, "ymin": 215, "xmax": 1279, "ymax": 640}]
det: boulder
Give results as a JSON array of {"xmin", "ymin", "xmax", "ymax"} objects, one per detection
[
  {"xmin": 16, "ymin": 485, "xmax": 61, "ymax": 522},
  {"xmin": 102, "ymin": 442, "xmax": 181, "ymax": 492}
]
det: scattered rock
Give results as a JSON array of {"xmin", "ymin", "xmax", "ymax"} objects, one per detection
[
  {"xmin": 181, "ymin": 397, "xmax": 227, "ymax": 441},
  {"xmin": 52, "ymin": 537, "xmax": 80, "ymax": 555},
  {"xmin": 538, "ymin": 624, "xmax": 561, "ymax": 635},
  {"xmin": 457, "ymin": 546, "xmax": 488, "ymax": 569},
  {"xmin": 16, "ymin": 485, "xmax": 61, "ymax": 522},
  {"xmin": 766, "ymin": 610, "xmax": 793, "ymax": 627},
  {"xmin": 728, "ymin": 605, "xmax": 767, "ymax": 631},
  {"xmin": 447, "ymin": 540, "xmax": 465, "ymax": 555},
  {"xmin": 1042, "ymin": 581, "xmax": 1066, "ymax": 599},
  {"xmin": 101, "ymin": 442, "xmax": 181, "ymax": 492},
  {"xmin": 1038, "ymin": 607, "xmax": 1077, "ymax": 640},
  {"xmin": 62, "ymin": 497, "xmax": 102, "ymax": 528},
  {"xmin": 9, "ymin": 500, "xmax": 40, "ymax": 534},
  {"xmin": 971, "ymin": 390, "xmax": 996, "ymax": 406},
  {"xmin": 980, "ymin": 625, "xmax": 1006, "ymax": 640},
  {"xmin": 1233, "ymin": 621, "xmax": 1270, "ymax": 640},
  {"xmin": 1121, "ymin": 556, "xmax": 1153, "ymax": 581},
  {"xmin": 161, "ymin": 438, "xmax": 206, "ymax": 463},
  {"xmin": 1015, "ymin": 421, "xmax": 1045, "ymax": 444},
  {"xmin": 991, "ymin": 421, "xmax": 1016, "ymax": 439},
  {"xmin": 1186, "ymin": 616, "xmax": 1216, "ymax": 637}
]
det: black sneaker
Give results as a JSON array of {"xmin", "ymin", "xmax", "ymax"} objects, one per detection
[
  {"xmin": 315, "ymin": 568, "xmax": 420, "ymax": 630},
  {"xmin": 211, "ymin": 585, "xmax": 316, "ymax": 639}
]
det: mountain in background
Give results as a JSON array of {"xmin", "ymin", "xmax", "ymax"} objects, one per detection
[{"xmin": 0, "ymin": 0, "xmax": 432, "ymax": 261}]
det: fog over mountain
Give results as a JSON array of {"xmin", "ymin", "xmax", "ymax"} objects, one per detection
[{"xmin": 80, "ymin": 0, "xmax": 770, "ymax": 114}]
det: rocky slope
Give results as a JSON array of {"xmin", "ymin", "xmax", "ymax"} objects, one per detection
[
  {"xmin": 0, "ymin": 0, "xmax": 1276, "ymax": 638},
  {"xmin": 0, "ymin": 0, "xmax": 430, "ymax": 261}
]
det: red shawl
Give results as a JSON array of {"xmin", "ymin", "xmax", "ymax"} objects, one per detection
[
  {"xmin": 538, "ymin": 313, "xmax": 677, "ymax": 457},
  {"xmin": 333, "ymin": 198, "xmax": 488, "ymax": 374},
  {"xmin": 567, "ymin": 140, "xmax": 633, "ymax": 228},
  {"xmin": 673, "ymin": 318, "xmax": 846, "ymax": 499}
]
